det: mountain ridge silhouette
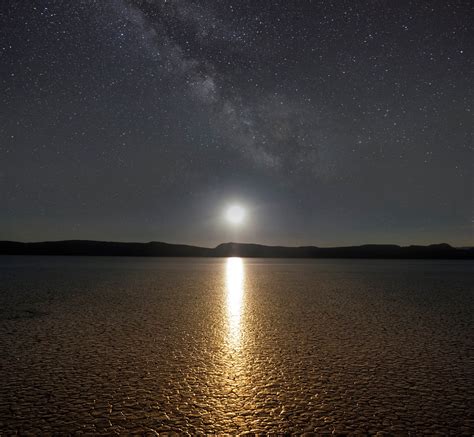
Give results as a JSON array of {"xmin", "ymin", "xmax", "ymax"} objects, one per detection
[{"xmin": 0, "ymin": 240, "xmax": 472, "ymax": 259}]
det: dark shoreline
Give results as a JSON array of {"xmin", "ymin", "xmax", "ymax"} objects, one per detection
[{"xmin": 1, "ymin": 240, "xmax": 472, "ymax": 259}]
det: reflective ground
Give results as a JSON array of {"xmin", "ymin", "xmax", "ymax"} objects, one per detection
[{"xmin": 0, "ymin": 256, "xmax": 473, "ymax": 435}]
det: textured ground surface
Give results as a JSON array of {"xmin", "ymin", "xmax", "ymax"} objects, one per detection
[{"xmin": 0, "ymin": 256, "xmax": 473, "ymax": 435}]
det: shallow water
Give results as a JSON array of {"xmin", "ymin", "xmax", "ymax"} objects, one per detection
[{"xmin": 0, "ymin": 256, "xmax": 473, "ymax": 435}]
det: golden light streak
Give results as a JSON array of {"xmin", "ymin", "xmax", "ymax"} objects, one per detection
[{"xmin": 225, "ymin": 257, "xmax": 244, "ymax": 347}]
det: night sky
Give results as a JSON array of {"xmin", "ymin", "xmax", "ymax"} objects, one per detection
[{"xmin": 1, "ymin": 1, "xmax": 472, "ymax": 247}]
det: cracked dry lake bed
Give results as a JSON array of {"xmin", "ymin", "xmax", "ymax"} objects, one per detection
[{"xmin": 0, "ymin": 256, "xmax": 473, "ymax": 435}]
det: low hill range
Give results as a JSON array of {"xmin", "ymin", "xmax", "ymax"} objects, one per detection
[{"xmin": 0, "ymin": 240, "xmax": 472, "ymax": 259}]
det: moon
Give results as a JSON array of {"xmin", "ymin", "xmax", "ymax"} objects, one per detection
[{"xmin": 226, "ymin": 205, "xmax": 246, "ymax": 225}]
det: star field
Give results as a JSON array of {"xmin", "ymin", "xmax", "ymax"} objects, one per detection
[{"xmin": 1, "ymin": 0, "xmax": 472, "ymax": 246}]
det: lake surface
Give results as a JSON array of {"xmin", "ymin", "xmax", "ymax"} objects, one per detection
[{"xmin": 0, "ymin": 256, "xmax": 473, "ymax": 435}]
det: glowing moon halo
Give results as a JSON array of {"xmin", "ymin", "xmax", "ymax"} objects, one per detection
[{"xmin": 226, "ymin": 205, "xmax": 246, "ymax": 225}]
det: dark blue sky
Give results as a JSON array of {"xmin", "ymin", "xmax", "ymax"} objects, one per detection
[{"xmin": 1, "ymin": 0, "xmax": 472, "ymax": 246}]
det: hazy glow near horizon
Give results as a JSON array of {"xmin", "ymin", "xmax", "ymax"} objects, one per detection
[{"xmin": 226, "ymin": 205, "xmax": 246, "ymax": 225}]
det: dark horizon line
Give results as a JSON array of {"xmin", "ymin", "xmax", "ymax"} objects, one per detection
[
  {"xmin": 0, "ymin": 238, "xmax": 472, "ymax": 249},
  {"xmin": 0, "ymin": 240, "xmax": 473, "ymax": 259}
]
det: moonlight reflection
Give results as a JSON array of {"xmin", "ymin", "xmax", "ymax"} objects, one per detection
[{"xmin": 225, "ymin": 257, "xmax": 244, "ymax": 347}]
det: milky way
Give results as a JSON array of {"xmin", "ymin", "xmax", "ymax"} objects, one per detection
[{"xmin": 1, "ymin": 0, "xmax": 472, "ymax": 245}]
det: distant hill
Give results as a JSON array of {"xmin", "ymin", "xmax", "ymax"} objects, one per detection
[{"xmin": 0, "ymin": 240, "xmax": 472, "ymax": 259}]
